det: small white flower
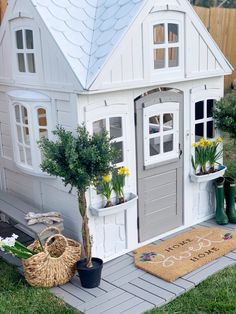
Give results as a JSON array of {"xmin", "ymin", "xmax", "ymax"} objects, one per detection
[{"xmin": 12, "ymin": 233, "xmax": 19, "ymax": 240}]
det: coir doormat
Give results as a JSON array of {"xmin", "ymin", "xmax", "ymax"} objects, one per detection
[{"xmin": 134, "ymin": 227, "xmax": 236, "ymax": 282}]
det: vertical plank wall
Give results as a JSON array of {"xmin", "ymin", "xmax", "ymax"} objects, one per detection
[{"xmin": 194, "ymin": 6, "xmax": 236, "ymax": 89}]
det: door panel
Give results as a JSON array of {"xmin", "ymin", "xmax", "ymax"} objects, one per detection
[{"xmin": 135, "ymin": 91, "xmax": 183, "ymax": 242}]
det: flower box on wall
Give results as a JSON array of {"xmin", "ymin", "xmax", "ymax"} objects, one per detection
[
  {"xmin": 190, "ymin": 164, "xmax": 227, "ymax": 183},
  {"xmin": 90, "ymin": 193, "xmax": 138, "ymax": 217}
]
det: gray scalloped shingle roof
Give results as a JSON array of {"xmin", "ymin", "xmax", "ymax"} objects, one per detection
[{"xmin": 32, "ymin": 0, "xmax": 145, "ymax": 89}]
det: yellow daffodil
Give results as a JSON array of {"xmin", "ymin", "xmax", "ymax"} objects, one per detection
[
  {"xmin": 216, "ymin": 137, "xmax": 222, "ymax": 143},
  {"xmin": 192, "ymin": 142, "xmax": 197, "ymax": 148},
  {"xmin": 118, "ymin": 167, "xmax": 130, "ymax": 177},
  {"xmin": 199, "ymin": 138, "xmax": 206, "ymax": 148},
  {"xmin": 102, "ymin": 174, "xmax": 112, "ymax": 183},
  {"xmin": 207, "ymin": 141, "xmax": 214, "ymax": 147}
]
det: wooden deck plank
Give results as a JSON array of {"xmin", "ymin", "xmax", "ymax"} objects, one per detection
[
  {"xmin": 184, "ymin": 256, "xmax": 236, "ymax": 285},
  {"xmin": 197, "ymin": 221, "xmax": 234, "ymax": 230},
  {"xmin": 173, "ymin": 278, "xmax": 195, "ymax": 291},
  {"xmin": 103, "ymin": 255, "xmax": 133, "ymax": 277},
  {"xmin": 79, "ymin": 288, "xmax": 124, "ymax": 312},
  {"xmin": 50, "ymin": 287, "xmax": 84, "ymax": 308},
  {"xmin": 60, "ymin": 282, "xmax": 95, "ymax": 302},
  {"xmin": 70, "ymin": 276, "xmax": 106, "ymax": 297},
  {"xmin": 225, "ymin": 252, "xmax": 236, "ymax": 261},
  {"xmin": 102, "ymin": 296, "xmax": 144, "ymax": 314},
  {"xmin": 98, "ymin": 280, "xmax": 117, "ymax": 292},
  {"xmin": 0, "ymin": 251, "xmax": 22, "ymax": 267},
  {"xmin": 85, "ymin": 292, "xmax": 133, "ymax": 314},
  {"xmin": 140, "ymin": 273, "xmax": 185, "ymax": 296},
  {"xmin": 120, "ymin": 301, "xmax": 154, "ymax": 314},
  {"xmin": 104, "ymin": 263, "xmax": 138, "ymax": 282},
  {"xmin": 130, "ymin": 277, "xmax": 175, "ymax": 301},
  {"xmin": 112, "ymin": 269, "xmax": 145, "ymax": 287},
  {"xmin": 120, "ymin": 282, "xmax": 165, "ymax": 306},
  {"xmin": 103, "ymin": 254, "xmax": 131, "ymax": 270}
]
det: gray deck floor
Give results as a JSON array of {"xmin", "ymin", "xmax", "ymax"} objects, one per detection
[{"xmin": 1, "ymin": 219, "xmax": 236, "ymax": 314}]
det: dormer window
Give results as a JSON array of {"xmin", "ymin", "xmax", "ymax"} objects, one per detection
[
  {"xmin": 15, "ymin": 29, "xmax": 36, "ymax": 73},
  {"xmin": 153, "ymin": 23, "xmax": 180, "ymax": 70}
]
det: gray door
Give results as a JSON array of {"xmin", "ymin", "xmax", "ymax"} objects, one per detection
[{"xmin": 135, "ymin": 91, "xmax": 183, "ymax": 242}]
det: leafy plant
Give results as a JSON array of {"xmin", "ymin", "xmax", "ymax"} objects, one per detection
[
  {"xmin": 0, "ymin": 234, "xmax": 35, "ymax": 259},
  {"xmin": 112, "ymin": 167, "xmax": 130, "ymax": 204},
  {"xmin": 192, "ymin": 137, "xmax": 223, "ymax": 174},
  {"xmin": 38, "ymin": 125, "xmax": 116, "ymax": 268},
  {"xmin": 95, "ymin": 174, "xmax": 113, "ymax": 207},
  {"xmin": 214, "ymin": 92, "xmax": 236, "ymax": 142}
]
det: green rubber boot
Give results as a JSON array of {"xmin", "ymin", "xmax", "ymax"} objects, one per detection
[
  {"xmin": 215, "ymin": 177, "xmax": 228, "ymax": 225},
  {"xmin": 224, "ymin": 177, "xmax": 236, "ymax": 223}
]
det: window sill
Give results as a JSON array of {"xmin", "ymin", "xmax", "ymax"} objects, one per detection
[{"xmin": 15, "ymin": 163, "xmax": 56, "ymax": 179}]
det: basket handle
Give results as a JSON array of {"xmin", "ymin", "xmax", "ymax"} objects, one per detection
[
  {"xmin": 44, "ymin": 233, "xmax": 69, "ymax": 255},
  {"xmin": 38, "ymin": 226, "xmax": 61, "ymax": 239}
]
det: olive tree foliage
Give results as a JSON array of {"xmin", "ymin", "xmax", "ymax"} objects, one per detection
[
  {"xmin": 38, "ymin": 126, "xmax": 117, "ymax": 267},
  {"xmin": 214, "ymin": 92, "xmax": 236, "ymax": 141}
]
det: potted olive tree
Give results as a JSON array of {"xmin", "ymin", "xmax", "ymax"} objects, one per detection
[{"xmin": 38, "ymin": 125, "xmax": 116, "ymax": 288}]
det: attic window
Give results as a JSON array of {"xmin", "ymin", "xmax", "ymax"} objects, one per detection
[
  {"xmin": 153, "ymin": 23, "xmax": 180, "ymax": 69},
  {"xmin": 15, "ymin": 29, "xmax": 36, "ymax": 73}
]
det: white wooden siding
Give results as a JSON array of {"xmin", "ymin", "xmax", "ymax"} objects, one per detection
[{"xmin": 0, "ymin": 91, "xmax": 13, "ymax": 159}]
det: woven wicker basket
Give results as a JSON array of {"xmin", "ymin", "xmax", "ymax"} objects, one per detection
[{"xmin": 22, "ymin": 227, "xmax": 81, "ymax": 288}]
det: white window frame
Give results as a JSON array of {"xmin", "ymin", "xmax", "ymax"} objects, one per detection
[
  {"xmin": 11, "ymin": 19, "xmax": 42, "ymax": 82},
  {"xmin": 143, "ymin": 11, "xmax": 184, "ymax": 82},
  {"xmin": 143, "ymin": 102, "xmax": 179, "ymax": 166},
  {"xmin": 15, "ymin": 28, "xmax": 36, "ymax": 74},
  {"xmin": 8, "ymin": 90, "xmax": 53, "ymax": 176}
]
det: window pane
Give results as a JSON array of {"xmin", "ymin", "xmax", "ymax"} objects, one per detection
[
  {"xmin": 164, "ymin": 134, "xmax": 174, "ymax": 153},
  {"xmin": 16, "ymin": 126, "xmax": 23, "ymax": 143},
  {"xmin": 195, "ymin": 101, "xmax": 204, "ymax": 120},
  {"xmin": 93, "ymin": 119, "xmax": 106, "ymax": 134},
  {"xmin": 163, "ymin": 114, "xmax": 173, "ymax": 131},
  {"xmin": 154, "ymin": 49, "xmax": 165, "ymax": 69},
  {"xmin": 25, "ymin": 148, "xmax": 32, "ymax": 166},
  {"xmin": 111, "ymin": 141, "xmax": 123, "ymax": 164},
  {"xmin": 15, "ymin": 105, "xmax": 20, "ymax": 123},
  {"xmin": 168, "ymin": 24, "xmax": 178, "ymax": 43},
  {"xmin": 38, "ymin": 108, "xmax": 47, "ymax": 126},
  {"xmin": 207, "ymin": 121, "xmax": 214, "ymax": 138},
  {"xmin": 39, "ymin": 128, "xmax": 48, "ymax": 139},
  {"xmin": 21, "ymin": 106, "xmax": 28, "ymax": 124},
  {"xmin": 153, "ymin": 24, "xmax": 165, "ymax": 44},
  {"xmin": 27, "ymin": 53, "xmax": 36, "ymax": 73},
  {"xmin": 150, "ymin": 137, "xmax": 160, "ymax": 156},
  {"xmin": 207, "ymin": 99, "xmax": 214, "ymax": 118},
  {"xmin": 149, "ymin": 115, "xmax": 160, "ymax": 134},
  {"xmin": 16, "ymin": 30, "xmax": 23, "ymax": 49},
  {"xmin": 110, "ymin": 117, "xmax": 122, "ymax": 139},
  {"xmin": 168, "ymin": 47, "xmax": 179, "ymax": 67},
  {"xmin": 25, "ymin": 30, "xmax": 34, "ymax": 49},
  {"xmin": 195, "ymin": 123, "xmax": 204, "ymax": 142},
  {"xmin": 23, "ymin": 127, "xmax": 30, "ymax": 145},
  {"xmin": 17, "ymin": 53, "xmax": 26, "ymax": 72},
  {"xmin": 18, "ymin": 145, "xmax": 25, "ymax": 163}
]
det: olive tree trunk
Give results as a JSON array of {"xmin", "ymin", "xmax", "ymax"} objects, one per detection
[{"xmin": 78, "ymin": 190, "xmax": 93, "ymax": 268}]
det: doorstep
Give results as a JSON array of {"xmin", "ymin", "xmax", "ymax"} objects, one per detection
[{"xmin": 1, "ymin": 220, "xmax": 236, "ymax": 314}]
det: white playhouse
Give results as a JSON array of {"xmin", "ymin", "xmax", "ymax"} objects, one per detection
[{"xmin": 0, "ymin": 0, "xmax": 232, "ymax": 261}]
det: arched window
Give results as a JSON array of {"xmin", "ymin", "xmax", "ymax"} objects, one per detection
[{"xmin": 8, "ymin": 90, "xmax": 53, "ymax": 175}]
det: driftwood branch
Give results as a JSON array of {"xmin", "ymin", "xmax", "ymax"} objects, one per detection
[{"xmin": 25, "ymin": 212, "xmax": 63, "ymax": 226}]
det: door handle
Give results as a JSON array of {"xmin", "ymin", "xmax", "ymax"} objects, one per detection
[{"xmin": 179, "ymin": 144, "xmax": 183, "ymax": 159}]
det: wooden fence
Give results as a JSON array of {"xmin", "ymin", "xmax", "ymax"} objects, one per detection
[
  {"xmin": 0, "ymin": 0, "xmax": 7, "ymax": 24},
  {"xmin": 194, "ymin": 6, "xmax": 236, "ymax": 89}
]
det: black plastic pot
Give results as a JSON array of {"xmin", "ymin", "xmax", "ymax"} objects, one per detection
[{"xmin": 77, "ymin": 257, "xmax": 103, "ymax": 288}]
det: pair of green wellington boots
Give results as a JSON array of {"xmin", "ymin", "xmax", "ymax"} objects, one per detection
[{"xmin": 215, "ymin": 177, "xmax": 236, "ymax": 225}]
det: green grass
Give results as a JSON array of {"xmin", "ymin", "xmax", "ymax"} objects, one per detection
[
  {"xmin": 0, "ymin": 258, "xmax": 79, "ymax": 314},
  {"xmin": 148, "ymin": 265, "xmax": 236, "ymax": 314}
]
